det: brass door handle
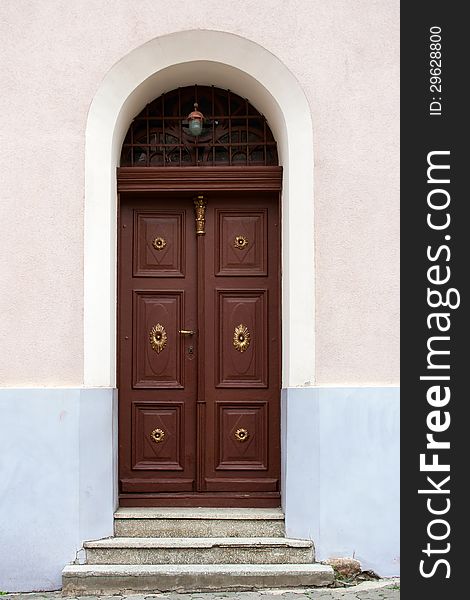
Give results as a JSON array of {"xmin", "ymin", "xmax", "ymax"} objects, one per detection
[{"xmin": 179, "ymin": 329, "xmax": 195, "ymax": 335}]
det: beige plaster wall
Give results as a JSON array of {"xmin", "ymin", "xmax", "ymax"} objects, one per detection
[{"xmin": 0, "ymin": 0, "xmax": 399, "ymax": 386}]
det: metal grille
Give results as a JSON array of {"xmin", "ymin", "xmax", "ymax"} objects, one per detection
[{"xmin": 120, "ymin": 85, "xmax": 278, "ymax": 167}]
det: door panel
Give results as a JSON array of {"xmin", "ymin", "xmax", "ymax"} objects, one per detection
[
  {"xmin": 131, "ymin": 402, "xmax": 185, "ymax": 470},
  {"xmin": 202, "ymin": 195, "xmax": 281, "ymax": 496},
  {"xmin": 216, "ymin": 209, "xmax": 268, "ymax": 276},
  {"xmin": 216, "ymin": 290, "xmax": 268, "ymax": 387},
  {"xmin": 119, "ymin": 199, "xmax": 197, "ymax": 495},
  {"xmin": 118, "ymin": 192, "xmax": 280, "ymax": 506},
  {"xmin": 133, "ymin": 291, "xmax": 185, "ymax": 388},
  {"xmin": 216, "ymin": 401, "xmax": 268, "ymax": 470},
  {"xmin": 133, "ymin": 210, "xmax": 186, "ymax": 277}
]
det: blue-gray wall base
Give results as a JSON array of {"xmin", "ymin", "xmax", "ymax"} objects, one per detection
[
  {"xmin": 0, "ymin": 385, "xmax": 399, "ymax": 591},
  {"xmin": 0, "ymin": 388, "xmax": 117, "ymax": 592},
  {"xmin": 282, "ymin": 386, "xmax": 400, "ymax": 576}
]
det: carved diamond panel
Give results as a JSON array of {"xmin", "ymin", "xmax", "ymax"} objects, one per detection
[
  {"xmin": 133, "ymin": 291, "xmax": 183, "ymax": 388},
  {"xmin": 217, "ymin": 290, "xmax": 268, "ymax": 388},
  {"xmin": 133, "ymin": 210, "xmax": 185, "ymax": 277},
  {"xmin": 216, "ymin": 209, "xmax": 267, "ymax": 276},
  {"xmin": 216, "ymin": 402, "xmax": 267, "ymax": 470},
  {"xmin": 132, "ymin": 402, "xmax": 184, "ymax": 470}
]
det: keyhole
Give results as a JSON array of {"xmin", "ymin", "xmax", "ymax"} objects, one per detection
[{"xmin": 188, "ymin": 346, "xmax": 194, "ymax": 355}]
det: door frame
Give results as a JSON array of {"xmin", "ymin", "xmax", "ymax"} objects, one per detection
[
  {"xmin": 83, "ymin": 31, "xmax": 316, "ymax": 517},
  {"xmin": 117, "ymin": 165, "xmax": 283, "ymax": 507},
  {"xmin": 117, "ymin": 166, "xmax": 283, "ymax": 193}
]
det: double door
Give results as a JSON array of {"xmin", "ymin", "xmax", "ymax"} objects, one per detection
[{"xmin": 118, "ymin": 191, "xmax": 280, "ymax": 506}]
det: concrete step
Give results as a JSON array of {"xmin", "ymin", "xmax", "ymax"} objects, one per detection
[
  {"xmin": 62, "ymin": 563, "xmax": 335, "ymax": 595},
  {"xmin": 84, "ymin": 536, "xmax": 314, "ymax": 565},
  {"xmin": 114, "ymin": 507, "xmax": 285, "ymax": 538}
]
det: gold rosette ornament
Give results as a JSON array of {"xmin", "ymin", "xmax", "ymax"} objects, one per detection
[
  {"xmin": 233, "ymin": 323, "xmax": 251, "ymax": 353},
  {"xmin": 149, "ymin": 323, "xmax": 168, "ymax": 354},
  {"xmin": 235, "ymin": 428, "xmax": 250, "ymax": 442},
  {"xmin": 152, "ymin": 236, "xmax": 167, "ymax": 250},
  {"xmin": 150, "ymin": 428, "xmax": 165, "ymax": 443},
  {"xmin": 234, "ymin": 235, "xmax": 249, "ymax": 249}
]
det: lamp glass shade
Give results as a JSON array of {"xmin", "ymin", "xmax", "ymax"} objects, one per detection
[{"xmin": 188, "ymin": 118, "xmax": 203, "ymax": 137}]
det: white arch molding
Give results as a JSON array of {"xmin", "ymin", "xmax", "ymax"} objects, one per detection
[{"xmin": 84, "ymin": 30, "xmax": 314, "ymax": 388}]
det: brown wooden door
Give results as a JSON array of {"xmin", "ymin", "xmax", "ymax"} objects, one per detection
[{"xmin": 118, "ymin": 191, "xmax": 280, "ymax": 507}]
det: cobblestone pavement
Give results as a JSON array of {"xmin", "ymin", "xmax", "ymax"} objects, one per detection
[{"xmin": 1, "ymin": 579, "xmax": 400, "ymax": 600}]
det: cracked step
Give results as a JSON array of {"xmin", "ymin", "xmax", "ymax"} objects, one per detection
[
  {"xmin": 62, "ymin": 563, "xmax": 334, "ymax": 595},
  {"xmin": 84, "ymin": 536, "xmax": 314, "ymax": 565},
  {"xmin": 114, "ymin": 507, "xmax": 285, "ymax": 538}
]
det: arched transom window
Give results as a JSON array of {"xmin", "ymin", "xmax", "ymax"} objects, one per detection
[{"xmin": 120, "ymin": 85, "xmax": 278, "ymax": 167}]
